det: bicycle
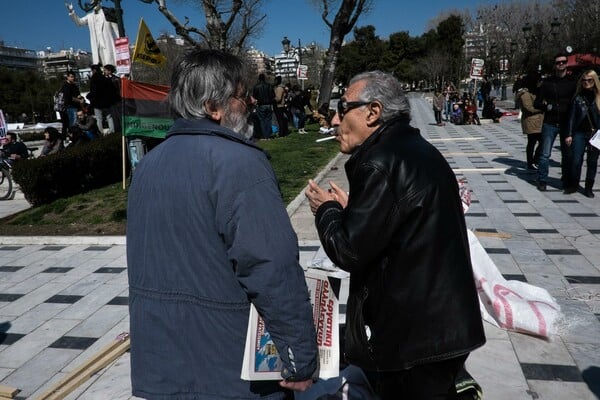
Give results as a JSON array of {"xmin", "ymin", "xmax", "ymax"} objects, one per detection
[
  {"xmin": 0, "ymin": 159, "xmax": 13, "ymax": 200},
  {"xmin": 0, "ymin": 146, "xmax": 37, "ymax": 201}
]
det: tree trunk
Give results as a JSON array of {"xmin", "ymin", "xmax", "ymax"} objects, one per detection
[{"xmin": 318, "ymin": 36, "xmax": 343, "ymax": 109}]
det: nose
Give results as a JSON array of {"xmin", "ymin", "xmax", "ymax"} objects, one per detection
[{"xmin": 331, "ymin": 112, "xmax": 341, "ymax": 126}]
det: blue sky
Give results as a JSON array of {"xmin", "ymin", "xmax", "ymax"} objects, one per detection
[{"xmin": 0, "ymin": 0, "xmax": 496, "ymax": 57}]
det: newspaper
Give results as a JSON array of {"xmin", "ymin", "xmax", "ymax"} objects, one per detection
[{"xmin": 241, "ymin": 270, "xmax": 340, "ymax": 380}]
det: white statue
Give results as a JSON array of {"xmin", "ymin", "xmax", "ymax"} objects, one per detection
[{"xmin": 66, "ymin": 1, "xmax": 119, "ymax": 65}]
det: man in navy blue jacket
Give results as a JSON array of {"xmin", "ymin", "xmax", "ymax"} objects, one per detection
[{"xmin": 127, "ymin": 49, "xmax": 318, "ymax": 399}]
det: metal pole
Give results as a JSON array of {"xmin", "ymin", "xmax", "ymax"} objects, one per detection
[{"xmin": 114, "ymin": 0, "xmax": 126, "ymax": 37}]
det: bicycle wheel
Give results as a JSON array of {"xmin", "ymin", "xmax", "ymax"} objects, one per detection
[{"xmin": 0, "ymin": 167, "xmax": 13, "ymax": 200}]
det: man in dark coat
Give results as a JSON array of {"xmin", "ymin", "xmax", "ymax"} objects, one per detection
[
  {"xmin": 127, "ymin": 49, "xmax": 318, "ymax": 400},
  {"xmin": 533, "ymin": 53, "xmax": 577, "ymax": 192},
  {"xmin": 86, "ymin": 64, "xmax": 118, "ymax": 134},
  {"xmin": 59, "ymin": 71, "xmax": 84, "ymax": 138},
  {"xmin": 305, "ymin": 71, "xmax": 485, "ymax": 400},
  {"xmin": 252, "ymin": 73, "xmax": 275, "ymax": 139}
]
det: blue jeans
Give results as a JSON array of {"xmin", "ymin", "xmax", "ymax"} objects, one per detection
[
  {"xmin": 537, "ymin": 123, "xmax": 572, "ymax": 185},
  {"xmin": 67, "ymin": 107, "xmax": 78, "ymax": 127},
  {"xmin": 444, "ymin": 100, "xmax": 452, "ymax": 121},
  {"xmin": 571, "ymin": 130, "xmax": 599, "ymax": 184},
  {"xmin": 256, "ymin": 105, "xmax": 273, "ymax": 139}
]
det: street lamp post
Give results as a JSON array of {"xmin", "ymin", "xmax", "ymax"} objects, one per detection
[
  {"xmin": 522, "ymin": 17, "xmax": 562, "ymax": 73},
  {"xmin": 281, "ymin": 36, "xmax": 305, "ymax": 88}
]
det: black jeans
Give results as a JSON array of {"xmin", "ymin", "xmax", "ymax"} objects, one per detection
[
  {"xmin": 526, "ymin": 133, "xmax": 542, "ymax": 167},
  {"xmin": 365, "ymin": 354, "xmax": 469, "ymax": 400},
  {"xmin": 274, "ymin": 106, "xmax": 289, "ymax": 137}
]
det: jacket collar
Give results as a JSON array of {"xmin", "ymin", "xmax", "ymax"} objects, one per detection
[
  {"xmin": 166, "ymin": 118, "xmax": 263, "ymax": 153},
  {"xmin": 352, "ymin": 116, "xmax": 412, "ymax": 154}
]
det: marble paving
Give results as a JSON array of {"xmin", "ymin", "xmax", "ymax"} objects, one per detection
[{"xmin": 0, "ymin": 93, "xmax": 599, "ymax": 399}]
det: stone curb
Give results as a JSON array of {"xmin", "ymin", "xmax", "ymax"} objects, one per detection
[{"xmin": 286, "ymin": 151, "xmax": 344, "ymax": 217}]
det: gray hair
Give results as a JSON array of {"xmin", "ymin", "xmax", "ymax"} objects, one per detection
[
  {"xmin": 349, "ymin": 71, "xmax": 410, "ymax": 122},
  {"xmin": 168, "ymin": 49, "xmax": 246, "ymax": 119}
]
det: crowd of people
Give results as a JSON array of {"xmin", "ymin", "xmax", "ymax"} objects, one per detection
[
  {"xmin": 515, "ymin": 53, "xmax": 599, "ymax": 198},
  {"xmin": 250, "ymin": 73, "xmax": 330, "ymax": 140},
  {"xmin": 56, "ymin": 64, "xmax": 120, "ymax": 142},
  {"xmin": 432, "ymin": 83, "xmax": 488, "ymax": 126},
  {"xmin": 431, "ymin": 53, "xmax": 598, "ymax": 198}
]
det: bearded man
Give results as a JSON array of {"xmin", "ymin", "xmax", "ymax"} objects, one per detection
[{"xmin": 126, "ymin": 49, "xmax": 318, "ymax": 399}]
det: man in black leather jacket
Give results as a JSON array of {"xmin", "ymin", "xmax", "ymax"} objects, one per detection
[
  {"xmin": 533, "ymin": 53, "xmax": 577, "ymax": 192},
  {"xmin": 305, "ymin": 71, "xmax": 485, "ymax": 399}
]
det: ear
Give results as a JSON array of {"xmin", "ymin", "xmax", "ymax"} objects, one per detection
[
  {"xmin": 204, "ymin": 100, "xmax": 224, "ymax": 122},
  {"xmin": 366, "ymin": 101, "xmax": 382, "ymax": 126}
]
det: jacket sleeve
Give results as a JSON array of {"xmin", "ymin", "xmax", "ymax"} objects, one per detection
[
  {"xmin": 567, "ymin": 97, "xmax": 577, "ymax": 136},
  {"xmin": 533, "ymin": 84, "xmax": 547, "ymax": 111},
  {"xmin": 315, "ymin": 162, "xmax": 412, "ymax": 274},
  {"xmin": 217, "ymin": 160, "xmax": 318, "ymax": 382},
  {"xmin": 521, "ymin": 93, "xmax": 543, "ymax": 114}
]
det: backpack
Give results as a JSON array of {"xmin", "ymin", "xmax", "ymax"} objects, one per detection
[{"xmin": 53, "ymin": 91, "xmax": 66, "ymax": 112}]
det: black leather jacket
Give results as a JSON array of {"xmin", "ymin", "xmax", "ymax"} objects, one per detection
[
  {"xmin": 567, "ymin": 91, "xmax": 600, "ymax": 136},
  {"xmin": 534, "ymin": 74, "xmax": 576, "ymax": 127},
  {"xmin": 315, "ymin": 117, "xmax": 485, "ymax": 371}
]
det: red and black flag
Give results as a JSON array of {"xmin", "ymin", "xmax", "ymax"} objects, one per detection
[{"xmin": 121, "ymin": 78, "xmax": 172, "ymax": 139}]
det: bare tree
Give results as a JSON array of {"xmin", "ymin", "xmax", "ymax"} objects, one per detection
[
  {"xmin": 556, "ymin": 0, "xmax": 600, "ymax": 53},
  {"xmin": 312, "ymin": 0, "xmax": 372, "ymax": 108},
  {"xmin": 142, "ymin": 0, "xmax": 267, "ymax": 55},
  {"xmin": 474, "ymin": 1, "xmax": 561, "ymax": 74}
]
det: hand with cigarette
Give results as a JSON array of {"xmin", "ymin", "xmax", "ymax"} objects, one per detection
[{"xmin": 305, "ymin": 179, "xmax": 348, "ymax": 215}]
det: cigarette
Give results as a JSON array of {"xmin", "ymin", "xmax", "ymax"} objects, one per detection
[{"xmin": 316, "ymin": 136, "xmax": 337, "ymax": 142}]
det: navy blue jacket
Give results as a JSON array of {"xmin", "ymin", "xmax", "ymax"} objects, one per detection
[{"xmin": 127, "ymin": 118, "xmax": 318, "ymax": 399}]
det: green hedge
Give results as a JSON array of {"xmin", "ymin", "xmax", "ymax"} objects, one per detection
[{"xmin": 12, "ymin": 133, "xmax": 127, "ymax": 206}]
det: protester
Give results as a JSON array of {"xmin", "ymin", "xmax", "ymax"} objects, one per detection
[
  {"xmin": 273, "ymin": 76, "xmax": 290, "ymax": 137},
  {"xmin": 1, "ymin": 132, "xmax": 29, "ymax": 165},
  {"xmin": 87, "ymin": 64, "xmax": 118, "ymax": 135},
  {"xmin": 566, "ymin": 69, "xmax": 600, "ymax": 197},
  {"xmin": 482, "ymin": 96, "xmax": 502, "ymax": 122},
  {"xmin": 252, "ymin": 73, "xmax": 275, "ymax": 139},
  {"xmin": 127, "ymin": 49, "xmax": 319, "ymax": 400},
  {"xmin": 534, "ymin": 53, "xmax": 577, "ymax": 192},
  {"xmin": 450, "ymin": 102, "xmax": 464, "ymax": 124},
  {"xmin": 289, "ymin": 85, "xmax": 313, "ymax": 134},
  {"xmin": 74, "ymin": 109, "xmax": 101, "ymax": 140},
  {"xmin": 305, "ymin": 70, "xmax": 485, "ymax": 400},
  {"xmin": 39, "ymin": 127, "xmax": 64, "ymax": 157},
  {"xmin": 58, "ymin": 71, "xmax": 84, "ymax": 138},
  {"xmin": 516, "ymin": 73, "xmax": 544, "ymax": 170},
  {"xmin": 66, "ymin": 125, "xmax": 91, "ymax": 149},
  {"xmin": 464, "ymin": 98, "xmax": 481, "ymax": 125},
  {"xmin": 103, "ymin": 64, "xmax": 122, "ymax": 133},
  {"xmin": 432, "ymin": 89, "xmax": 445, "ymax": 126}
]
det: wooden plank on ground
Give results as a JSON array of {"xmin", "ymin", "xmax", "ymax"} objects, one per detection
[
  {"xmin": 473, "ymin": 230, "xmax": 512, "ymax": 239},
  {"xmin": 0, "ymin": 384, "xmax": 20, "ymax": 398},
  {"xmin": 34, "ymin": 333, "xmax": 130, "ymax": 400}
]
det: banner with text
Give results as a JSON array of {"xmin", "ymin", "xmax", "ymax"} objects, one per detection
[{"xmin": 121, "ymin": 78, "xmax": 172, "ymax": 138}]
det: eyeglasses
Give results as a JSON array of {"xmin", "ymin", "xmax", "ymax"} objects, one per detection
[
  {"xmin": 555, "ymin": 60, "xmax": 567, "ymax": 65},
  {"xmin": 231, "ymin": 90, "xmax": 249, "ymax": 107},
  {"xmin": 337, "ymin": 100, "xmax": 370, "ymax": 120},
  {"xmin": 582, "ymin": 78, "xmax": 594, "ymax": 83}
]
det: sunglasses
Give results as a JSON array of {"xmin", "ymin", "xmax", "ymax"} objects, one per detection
[
  {"xmin": 582, "ymin": 78, "xmax": 595, "ymax": 83},
  {"xmin": 555, "ymin": 60, "xmax": 567, "ymax": 65},
  {"xmin": 337, "ymin": 100, "xmax": 370, "ymax": 120}
]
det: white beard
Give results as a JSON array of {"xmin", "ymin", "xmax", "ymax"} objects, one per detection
[{"xmin": 222, "ymin": 107, "xmax": 254, "ymax": 140}]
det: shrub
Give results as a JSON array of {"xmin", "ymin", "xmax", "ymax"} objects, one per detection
[{"xmin": 12, "ymin": 133, "xmax": 127, "ymax": 206}]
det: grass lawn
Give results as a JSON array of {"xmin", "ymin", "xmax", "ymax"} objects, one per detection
[{"xmin": 0, "ymin": 124, "xmax": 339, "ymax": 236}]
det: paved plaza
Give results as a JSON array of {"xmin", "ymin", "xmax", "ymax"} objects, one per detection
[{"xmin": 1, "ymin": 93, "xmax": 599, "ymax": 399}]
